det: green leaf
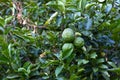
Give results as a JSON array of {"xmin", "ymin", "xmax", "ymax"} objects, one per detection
[
  {"xmin": 41, "ymin": 60, "xmax": 59, "ymax": 68},
  {"xmin": 78, "ymin": 68, "xmax": 84, "ymax": 73},
  {"xmin": 0, "ymin": 27, "xmax": 4, "ymax": 34},
  {"xmin": 98, "ymin": 0, "xmax": 105, "ymax": 3},
  {"xmin": 0, "ymin": 16, "xmax": 5, "ymax": 26},
  {"xmin": 66, "ymin": 53, "xmax": 76, "ymax": 65},
  {"xmin": 60, "ymin": 0, "xmax": 66, "ymax": 4},
  {"xmin": 0, "ymin": 36, "xmax": 9, "ymax": 58},
  {"xmin": 23, "ymin": 62, "xmax": 31, "ymax": 69},
  {"xmin": 55, "ymin": 65, "xmax": 64, "ymax": 77},
  {"xmin": 47, "ymin": 31, "xmax": 56, "ymax": 41},
  {"xmin": 99, "ymin": 64, "xmax": 108, "ymax": 69},
  {"xmin": 70, "ymin": 74, "xmax": 79, "ymax": 80},
  {"xmin": 97, "ymin": 58, "xmax": 105, "ymax": 63},
  {"xmin": 90, "ymin": 52, "xmax": 97, "ymax": 59},
  {"xmin": 8, "ymin": 43, "xmax": 12, "ymax": 58},
  {"xmin": 61, "ymin": 43, "xmax": 74, "ymax": 60},
  {"xmin": 101, "ymin": 71, "xmax": 110, "ymax": 80},
  {"xmin": 18, "ymin": 68, "xmax": 27, "ymax": 73},
  {"xmin": 61, "ymin": 49, "xmax": 73, "ymax": 60},
  {"xmin": 0, "ymin": 54, "xmax": 9, "ymax": 63},
  {"xmin": 46, "ymin": 1, "xmax": 65, "ymax": 13},
  {"xmin": 79, "ymin": 0, "xmax": 87, "ymax": 11},
  {"xmin": 101, "ymin": 70, "xmax": 110, "ymax": 77},
  {"xmin": 105, "ymin": 4, "xmax": 112, "ymax": 13},
  {"xmin": 107, "ymin": 61, "xmax": 117, "ymax": 68},
  {"xmin": 11, "ymin": 62, "xmax": 19, "ymax": 71},
  {"xmin": 5, "ymin": 16, "xmax": 13, "ymax": 25},
  {"xmin": 0, "ymin": 0, "xmax": 10, "ymax": 2},
  {"xmin": 92, "ymin": 67, "xmax": 98, "ymax": 73},
  {"xmin": 57, "ymin": 1, "xmax": 65, "ymax": 13},
  {"xmin": 78, "ymin": 59, "xmax": 89, "ymax": 65},
  {"xmin": 6, "ymin": 74, "xmax": 20, "ymax": 79},
  {"xmin": 108, "ymin": 68, "xmax": 120, "ymax": 73},
  {"xmin": 56, "ymin": 77, "xmax": 67, "ymax": 80},
  {"xmin": 44, "ymin": 12, "xmax": 58, "ymax": 26},
  {"xmin": 27, "ymin": 65, "xmax": 31, "ymax": 74},
  {"xmin": 112, "ymin": 24, "xmax": 120, "ymax": 33},
  {"xmin": 85, "ymin": 3, "xmax": 96, "ymax": 10}
]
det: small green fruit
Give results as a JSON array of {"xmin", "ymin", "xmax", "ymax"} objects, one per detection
[
  {"xmin": 101, "ymin": 52, "xmax": 106, "ymax": 57},
  {"xmin": 74, "ymin": 37, "xmax": 84, "ymax": 48},
  {"xmin": 62, "ymin": 28, "xmax": 75, "ymax": 42},
  {"xmin": 62, "ymin": 43, "xmax": 74, "ymax": 52}
]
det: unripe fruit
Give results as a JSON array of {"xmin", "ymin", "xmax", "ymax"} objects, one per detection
[
  {"xmin": 62, "ymin": 28, "xmax": 75, "ymax": 42},
  {"xmin": 74, "ymin": 37, "xmax": 84, "ymax": 48},
  {"xmin": 62, "ymin": 43, "xmax": 74, "ymax": 52},
  {"xmin": 101, "ymin": 52, "xmax": 106, "ymax": 57}
]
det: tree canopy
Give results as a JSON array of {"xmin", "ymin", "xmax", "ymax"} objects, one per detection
[{"xmin": 0, "ymin": 0, "xmax": 120, "ymax": 79}]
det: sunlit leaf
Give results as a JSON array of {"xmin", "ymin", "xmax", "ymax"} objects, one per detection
[
  {"xmin": 61, "ymin": 43, "xmax": 74, "ymax": 60},
  {"xmin": 55, "ymin": 65, "xmax": 64, "ymax": 77},
  {"xmin": 85, "ymin": 3, "xmax": 96, "ymax": 10},
  {"xmin": 108, "ymin": 68, "xmax": 120, "ymax": 73},
  {"xmin": 107, "ymin": 61, "xmax": 117, "ymax": 68},
  {"xmin": 90, "ymin": 52, "xmax": 97, "ymax": 59},
  {"xmin": 101, "ymin": 70, "xmax": 110, "ymax": 77},
  {"xmin": 79, "ymin": 0, "xmax": 87, "ymax": 11},
  {"xmin": 46, "ymin": 1, "xmax": 65, "ymax": 13},
  {"xmin": 78, "ymin": 59, "xmax": 89, "ymax": 65},
  {"xmin": 97, "ymin": 58, "xmax": 105, "ymax": 63},
  {"xmin": 0, "ymin": 16, "xmax": 5, "ymax": 26},
  {"xmin": 105, "ymin": 4, "xmax": 112, "ymax": 13},
  {"xmin": 98, "ymin": 0, "xmax": 105, "ymax": 3},
  {"xmin": 70, "ymin": 74, "xmax": 79, "ymax": 80},
  {"xmin": 6, "ymin": 74, "xmax": 20, "ymax": 79},
  {"xmin": 99, "ymin": 64, "xmax": 108, "ymax": 69}
]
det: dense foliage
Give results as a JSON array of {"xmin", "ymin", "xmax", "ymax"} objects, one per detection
[{"xmin": 0, "ymin": 0, "xmax": 120, "ymax": 80}]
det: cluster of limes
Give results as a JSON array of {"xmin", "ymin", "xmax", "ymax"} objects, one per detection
[{"xmin": 62, "ymin": 28, "xmax": 85, "ymax": 52}]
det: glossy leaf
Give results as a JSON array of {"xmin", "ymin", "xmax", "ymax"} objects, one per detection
[
  {"xmin": 61, "ymin": 43, "xmax": 74, "ymax": 60},
  {"xmin": 90, "ymin": 52, "xmax": 97, "ymax": 59},
  {"xmin": 79, "ymin": 0, "xmax": 87, "ymax": 11},
  {"xmin": 55, "ymin": 65, "xmax": 64, "ymax": 77},
  {"xmin": 0, "ymin": 16, "xmax": 5, "ymax": 26},
  {"xmin": 6, "ymin": 74, "xmax": 20, "ymax": 79}
]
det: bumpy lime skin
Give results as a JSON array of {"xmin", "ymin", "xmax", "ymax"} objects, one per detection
[
  {"xmin": 74, "ymin": 37, "xmax": 84, "ymax": 48},
  {"xmin": 62, "ymin": 28, "xmax": 75, "ymax": 42},
  {"xmin": 62, "ymin": 43, "xmax": 74, "ymax": 52}
]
